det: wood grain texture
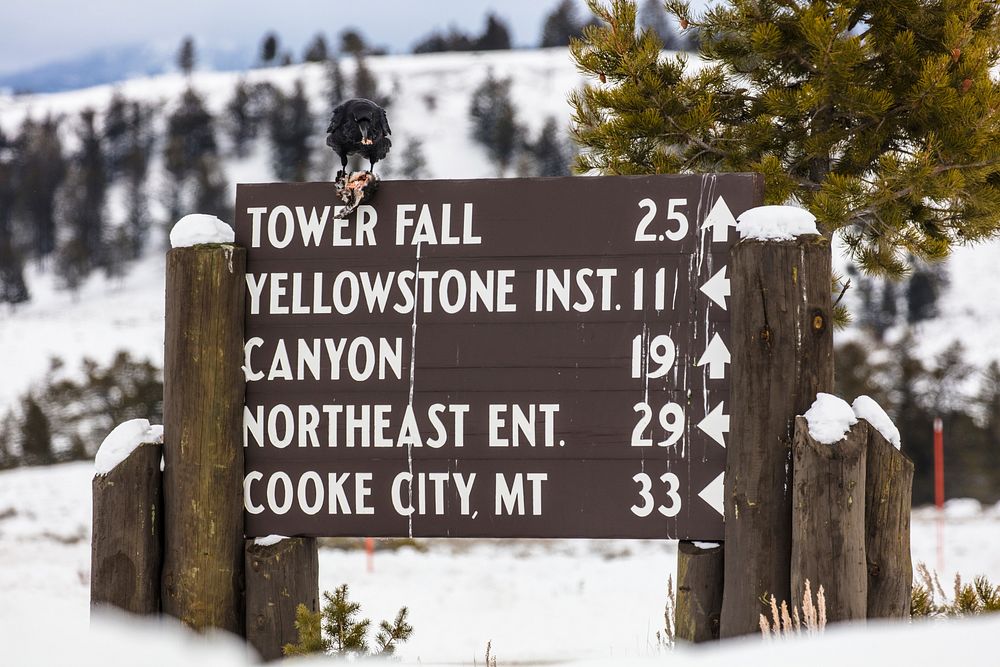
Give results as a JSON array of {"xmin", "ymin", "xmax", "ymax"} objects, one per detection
[
  {"xmin": 675, "ymin": 541, "xmax": 724, "ymax": 643},
  {"xmin": 791, "ymin": 416, "xmax": 868, "ymax": 623},
  {"xmin": 91, "ymin": 442, "xmax": 162, "ymax": 614},
  {"xmin": 864, "ymin": 426, "xmax": 914, "ymax": 619},
  {"xmin": 245, "ymin": 538, "xmax": 320, "ymax": 661},
  {"xmin": 721, "ymin": 236, "xmax": 833, "ymax": 637},
  {"xmin": 161, "ymin": 245, "xmax": 247, "ymax": 634}
]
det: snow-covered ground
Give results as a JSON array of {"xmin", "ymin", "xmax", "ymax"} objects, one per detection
[{"xmin": 1, "ymin": 461, "xmax": 999, "ymax": 664}]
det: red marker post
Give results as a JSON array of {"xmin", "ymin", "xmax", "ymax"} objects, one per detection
[{"xmin": 934, "ymin": 417, "xmax": 945, "ymax": 573}]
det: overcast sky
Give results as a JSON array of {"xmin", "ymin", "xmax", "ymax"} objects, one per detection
[{"xmin": 0, "ymin": 0, "xmax": 598, "ymax": 74}]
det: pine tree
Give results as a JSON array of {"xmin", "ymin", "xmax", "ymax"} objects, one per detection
[
  {"xmin": 340, "ymin": 29, "xmax": 368, "ymax": 56},
  {"xmin": 906, "ymin": 261, "xmax": 948, "ymax": 324},
  {"xmin": 225, "ymin": 80, "xmax": 255, "ymax": 158},
  {"xmin": 260, "ymin": 32, "xmax": 279, "ymax": 66},
  {"xmin": 59, "ymin": 109, "xmax": 107, "ymax": 286},
  {"xmin": 529, "ymin": 117, "xmax": 572, "ymax": 176},
  {"xmin": 164, "ymin": 88, "xmax": 219, "ymax": 224},
  {"xmin": 303, "ymin": 34, "xmax": 330, "ymax": 63},
  {"xmin": 123, "ymin": 102, "xmax": 154, "ymax": 258},
  {"xmin": 469, "ymin": 71, "xmax": 523, "ymax": 176},
  {"xmin": 177, "ymin": 36, "xmax": 196, "ymax": 76},
  {"xmin": 326, "ymin": 57, "xmax": 346, "ymax": 106},
  {"xmin": 19, "ymin": 394, "xmax": 53, "ymax": 466},
  {"xmin": 477, "ymin": 13, "xmax": 513, "ymax": 50},
  {"xmin": 571, "ymin": 0, "xmax": 1000, "ymax": 276},
  {"xmin": 541, "ymin": 0, "xmax": 589, "ymax": 47},
  {"xmin": 638, "ymin": 0, "xmax": 680, "ymax": 49},
  {"xmin": 268, "ymin": 80, "xmax": 314, "ymax": 182},
  {"xmin": 17, "ymin": 116, "xmax": 66, "ymax": 260},
  {"xmin": 103, "ymin": 93, "xmax": 130, "ymax": 178},
  {"xmin": 0, "ymin": 127, "xmax": 29, "ymax": 305},
  {"xmin": 351, "ymin": 54, "xmax": 390, "ymax": 108},
  {"xmin": 398, "ymin": 139, "xmax": 428, "ymax": 180}
]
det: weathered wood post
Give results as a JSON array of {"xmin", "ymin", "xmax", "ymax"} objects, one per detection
[
  {"xmin": 91, "ymin": 441, "xmax": 163, "ymax": 614},
  {"xmin": 864, "ymin": 426, "xmax": 914, "ymax": 619},
  {"xmin": 790, "ymin": 416, "xmax": 868, "ymax": 622},
  {"xmin": 161, "ymin": 244, "xmax": 246, "ymax": 634},
  {"xmin": 245, "ymin": 537, "xmax": 320, "ymax": 660},
  {"xmin": 675, "ymin": 541, "xmax": 724, "ymax": 642},
  {"xmin": 722, "ymin": 235, "xmax": 833, "ymax": 637}
]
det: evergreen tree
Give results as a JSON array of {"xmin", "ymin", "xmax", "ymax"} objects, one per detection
[
  {"xmin": 541, "ymin": 0, "xmax": 588, "ymax": 47},
  {"xmin": 352, "ymin": 54, "xmax": 390, "ymax": 108},
  {"xmin": 638, "ymin": 0, "xmax": 680, "ymax": 49},
  {"xmin": 340, "ymin": 29, "xmax": 368, "ymax": 56},
  {"xmin": 59, "ymin": 109, "xmax": 107, "ymax": 287},
  {"xmin": 477, "ymin": 13, "xmax": 513, "ymax": 50},
  {"xmin": 326, "ymin": 57, "xmax": 346, "ymax": 105},
  {"xmin": 979, "ymin": 362, "xmax": 1000, "ymax": 447},
  {"xmin": 225, "ymin": 80, "xmax": 255, "ymax": 158},
  {"xmin": 874, "ymin": 279, "xmax": 898, "ymax": 340},
  {"xmin": 413, "ymin": 27, "xmax": 474, "ymax": 54},
  {"xmin": 304, "ymin": 34, "xmax": 330, "ymax": 63},
  {"xmin": 469, "ymin": 71, "xmax": 523, "ymax": 176},
  {"xmin": 102, "ymin": 93, "xmax": 130, "ymax": 178},
  {"xmin": 260, "ymin": 32, "xmax": 279, "ymax": 66},
  {"xmin": 17, "ymin": 116, "xmax": 66, "ymax": 260},
  {"xmin": 398, "ymin": 139, "xmax": 428, "ymax": 180},
  {"xmin": 122, "ymin": 101, "xmax": 154, "ymax": 258},
  {"xmin": 164, "ymin": 88, "xmax": 219, "ymax": 224},
  {"xmin": 0, "ymin": 127, "xmax": 29, "ymax": 305},
  {"xmin": 177, "ymin": 36, "xmax": 196, "ymax": 75},
  {"xmin": 906, "ymin": 261, "xmax": 948, "ymax": 324},
  {"xmin": 279, "ymin": 52, "xmax": 293, "ymax": 67},
  {"xmin": 268, "ymin": 80, "xmax": 314, "ymax": 182},
  {"xmin": 529, "ymin": 117, "xmax": 572, "ymax": 176},
  {"xmin": 19, "ymin": 394, "xmax": 53, "ymax": 466},
  {"xmin": 571, "ymin": 0, "xmax": 1000, "ymax": 276}
]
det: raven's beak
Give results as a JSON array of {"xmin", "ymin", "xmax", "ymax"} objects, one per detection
[{"xmin": 359, "ymin": 122, "xmax": 371, "ymax": 144}]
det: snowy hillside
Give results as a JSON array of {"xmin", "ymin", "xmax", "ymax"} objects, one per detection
[
  {"xmin": 2, "ymin": 461, "xmax": 1000, "ymax": 663},
  {"xmin": 2, "ymin": 46, "xmax": 1000, "ymax": 418}
]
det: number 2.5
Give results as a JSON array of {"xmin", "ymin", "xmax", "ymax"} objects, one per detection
[{"xmin": 635, "ymin": 198, "xmax": 689, "ymax": 242}]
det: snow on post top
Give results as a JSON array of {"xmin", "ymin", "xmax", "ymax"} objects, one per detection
[
  {"xmin": 736, "ymin": 205, "xmax": 818, "ymax": 241},
  {"xmin": 852, "ymin": 395, "xmax": 901, "ymax": 449},
  {"xmin": 254, "ymin": 535, "xmax": 288, "ymax": 547},
  {"xmin": 169, "ymin": 214, "xmax": 235, "ymax": 248},
  {"xmin": 95, "ymin": 419, "xmax": 163, "ymax": 476},
  {"xmin": 803, "ymin": 393, "xmax": 858, "ymax": 445}
]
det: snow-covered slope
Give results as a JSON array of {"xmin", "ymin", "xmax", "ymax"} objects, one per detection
[
  {"xmin": 2, "ymin": 461, "xmax": 1000, "ymax": 663},
  {"xmin": 1, "ymin": 47, "xmax": 999, "ymax": 416}
]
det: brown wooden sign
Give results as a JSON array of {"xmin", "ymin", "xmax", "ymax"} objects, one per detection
[{"xmin": 235, "ymin": 174, "xmax": 763, "ymax": 539}]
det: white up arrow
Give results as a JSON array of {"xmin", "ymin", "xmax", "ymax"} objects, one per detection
[
  {"xmin": 701, "ymin": 196, "xmax": 738, "ymax": 243},
  {"xmin": 698, "ymin": 472, "xmax": 725, "ymax": 517},
  {"xmin": 697, "ymin": 402, "xmax": 730, "ymax": 448},
  {"xmin": 696, "ymin": 333, "xmax": 730, "ymax": 380},
  {"xmin": 699, "ymin": 266, "xmax": 730, "ymax": 310}
]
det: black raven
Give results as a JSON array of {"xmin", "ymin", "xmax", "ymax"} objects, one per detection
[{"xmin": 325, "ymin": 98, "xmax": 391, "ymax": 176}]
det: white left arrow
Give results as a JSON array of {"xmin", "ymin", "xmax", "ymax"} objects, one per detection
[
  {"xmin": 701, "ymin": 196, "xmax": 738, "ymax": 243},
  {"xmin": 698, "ymin": 472, "xmax": 725, "ymax": 517},
  {"xmin": 696, "ymin": 333, "xmax": 730, "ymax": 380},
  {"xmin": 697, "ymin": 402, "xmax": 730, "ymax": 448},
  {"xmin": 700, "ymin": 266, "xmax": 730, "ymax": 310}
]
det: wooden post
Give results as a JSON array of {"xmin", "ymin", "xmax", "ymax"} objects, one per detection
[
  {"xmin": 161, "ymin": 244, "xmax": 246, "ymax": 634},
  {"xmin": 245, "ymin": 538, "xmax": 320, "ymax": 661},
  {"xmin": 91, "ymin": 442, "xmax": 162, "ymax": 614},
  {"xmin": 791, "ymin": 416, "xmax": 868, "ymax": 623},
  {"xmin": 865, "ymin": 426, "xmax": 914, "ymax": 619},
  {"xmin": 721, "ymin": 235, "xmax": 833, "ymax": 637},
  {"xmin": 675, "ymin": 541, "xmax": 724, "ymax": 643}
]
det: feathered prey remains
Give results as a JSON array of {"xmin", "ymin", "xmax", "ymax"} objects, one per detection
[{"xmin": 326, "ymin": 98, "xmax": 391, "ymax": 218}]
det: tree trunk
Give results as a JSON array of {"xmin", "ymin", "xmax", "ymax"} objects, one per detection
[
  {"xmin": 791, "ymin": 416, "xmax": 867, "ymax": 623},
  {"xmin": 865, "ymin": 426, "xmax": 913, "ymax": 619},
  {"xmin": 161, "ymin": 244, "xmax": 247, "ymax": 634},
  {"xmin": 721, "ymin": 236, "xmax": 834, "ymax": 637},
  {"xmin": 91, "ymin": 442, "xmax": 162, "ymax": 614},
  {"xmin": 675, "ymin": 541, "xmax": 724, "ymax": 643},
  {"xmin": 245, "ymin": 538, "xmax": 320, "ymax": 661}
]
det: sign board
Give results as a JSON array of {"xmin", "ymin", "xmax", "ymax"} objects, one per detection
[{"xmin": 235, "ymin": 174, "xmax": 763, "ymax": 539}]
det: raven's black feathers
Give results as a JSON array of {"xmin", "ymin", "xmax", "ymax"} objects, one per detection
[{"xmin": 326, "ymin": 98, "xmax": 391, "ymax": 174}]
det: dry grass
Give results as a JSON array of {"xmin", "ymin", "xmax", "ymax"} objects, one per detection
[
  {"xmin": 655, "ymin": 574, "xmax": 677, "ymax": 650},
  {"xmin": 759, "ymin": 579, "xmax": 827, "ymax": 638}
]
